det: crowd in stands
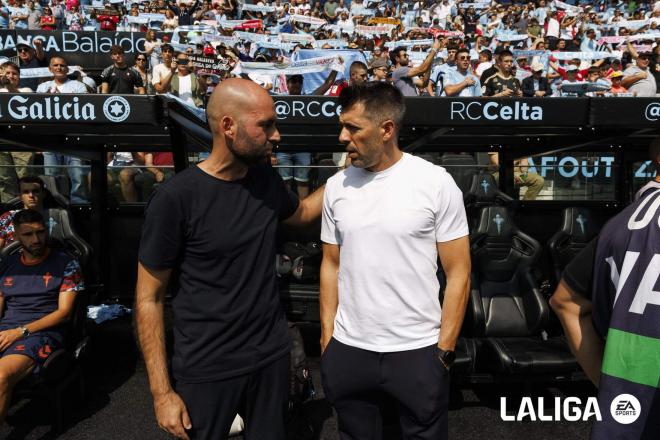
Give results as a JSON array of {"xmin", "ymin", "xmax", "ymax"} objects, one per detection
[
  {"xmin": 0, "ymin": 0, "xmax": 656, "ymax": 201},
  {"xmin": 0, "ymin": 0, "xmax": 656, "ymax": 100}
]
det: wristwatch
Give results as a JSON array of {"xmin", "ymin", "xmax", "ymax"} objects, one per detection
[
  {"xmin": 437, "ymin": 348, "xmax": 456, "ymax": 368},
  {"xmin": 19, "ymin": 326, "xmax": 30, "ymax": 338}
]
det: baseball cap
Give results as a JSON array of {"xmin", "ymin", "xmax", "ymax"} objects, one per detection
[
  {"xmin": 609, "ymin": 71, "xmax": 624, "ymax": 79},
  {"xmin": 369, "ymin": 58, "xmax": 388, "ymax": 70},
  {"xmin": 15, "ymin": 42, "xmax": 32, "ymax": 50},
  {"xmin": 531, "ymin": 62, "xmax": 544, "ymax": 72},
  {"xmin": 566, "ymin": 65, "xmax": 578, "ymax": 72}
]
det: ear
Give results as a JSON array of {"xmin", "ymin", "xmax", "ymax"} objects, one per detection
[
  {"xmin": 381, "ymin": 119, "xmax": 396, "ymax": 142},
  {"xmin": 221, "ymin": 115, "xmax": 235, "ymax": 138}
]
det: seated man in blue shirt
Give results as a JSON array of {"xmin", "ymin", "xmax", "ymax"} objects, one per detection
[
  {"xmin": 0, "ymin": 209, "xmax": 84, "ymax": 423},
  {"xmin": 442, "ymin": 47, "xmax": 481, "ymax": 97}
]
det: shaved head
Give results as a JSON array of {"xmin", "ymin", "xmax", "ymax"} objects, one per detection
[{"xmin": 206, "ymin": 78, "xmax": 281, "ymax": 167}]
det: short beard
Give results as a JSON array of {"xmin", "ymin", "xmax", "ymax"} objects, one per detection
[{"xmin": 228, "ymin": 126, "xmax": 269, "ymax": 167}]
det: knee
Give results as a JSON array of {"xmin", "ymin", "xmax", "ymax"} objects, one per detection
[{"xmin": 118, "ymin": 169, "xmax": 135, "ymax": 184}]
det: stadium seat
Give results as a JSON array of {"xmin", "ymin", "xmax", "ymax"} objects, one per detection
[
  {"xmin": 469, "ymin": 207, "xmax": 578, "ymax": 376},
  {"xmin": 39, "ymin": 175, "xmax": 71, "ymax": 207},
  {"xmin": 548, "ymin": 208, "xmax": 599, "ymax": 282},
  {"xmin": 440, "ymin": 153, "xmax": 477, "ymax": 194},
  {"xmin": 464, "ymin": 172, "xmax": 514, "ymax": 206}
]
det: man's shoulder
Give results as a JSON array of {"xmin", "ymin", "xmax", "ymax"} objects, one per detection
[
  {"xmin": 101, "ymin": 65, "xmax": 115, "ymax": 77},
  {"xmin": 36, "ymin": 80, "xmax": 54, "ymax": 92}
]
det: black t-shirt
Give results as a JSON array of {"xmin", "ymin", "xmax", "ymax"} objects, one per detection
[
  {"xmin": 561, "ymin": 236, "xmax": 597, "ymax": 299},
  {"xmin": 482, "ymin": 73, "xmax": 522, "ymax": 97},
  {"xmin": 138, "ymin": 164, "xmax": 300, "ymax": 383},
  {"xmin": 101, "ymin": 65, "xmax": 144, "ymax": 94},
  {"xmin": 479, "ymin": 65, "xmax": 498, "ymax": 85},
  {"xmin": 19, "ymin": 56, "xmax": 48, "ymax": 91}
]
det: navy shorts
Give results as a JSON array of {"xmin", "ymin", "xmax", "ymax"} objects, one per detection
[{"xmin": 0, "ymin": 325, "xmax": 64, "ymax": 374}]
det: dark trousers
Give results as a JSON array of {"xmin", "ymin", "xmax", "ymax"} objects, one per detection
[
  {"xmin": 175, "ymin": 354, "xmax": 289, "ymax": 440},
  {"xmin": 321, "ymin": 338, "xmax": 450, "ymax": 440}
]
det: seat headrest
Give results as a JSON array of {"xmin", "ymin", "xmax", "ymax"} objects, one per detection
[
  {"xmin": 561, "ymin": 208, "xmax": 595, "ymax": 242},
  {"xmin": 467, "ymin": 173, "xmax": 500, "ymax": 203},
  {"xmin": 476, "ymin": 206, "xmax": 514, "ymax": 239}
]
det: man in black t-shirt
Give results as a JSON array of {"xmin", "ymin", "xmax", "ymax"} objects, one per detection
[
  {"xmin": 100, "ymin": 45, "xmax": 145, "ymax": 95},
  {"xmin": 135, "ymin": 78, "xmax": 325, "ymax": 440},
  {"xmin": 481, "ymin": 49, "xmax": 522, "ymax": 97}
]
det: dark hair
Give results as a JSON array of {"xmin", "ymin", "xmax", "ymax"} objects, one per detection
[
  {"xmin": 349, "ymin": 61, "xmax": 368, "ymax": 74},
  {"xmin": 18, "ymin": 175, "xmax": 44, "ymax": 190},
  {"xmin": 447, "ymin": 44, "xmax": 460, "ymax": 52},
  {"xmin": 338, "ymin": 82, "xmax": 406, "ymax": 131},
  {"xmin": 389, "ymin": 46, "xmax": 406, "ymax": 64},
  {"xmin": 498, "ymin": 49, "xmax": 513, "ymax": 59},
  {"xmin": 650, "ymin": 137, "xmax": 660, "ymax": 174},
  {"xmin": 110, "ymin": 45, "xmax": 125, "ymax": 55},
  {"xmin": 479, "ymin": 49, "xmax": 492, "ymax": 61},
  {"xmin": 456, "ymin": 47, "xmax": 470, "ymax": 59},
  {"xmin": 13, "ymin": 209, "xmax": 44, "ymax": 229},
  {"xmin": 287, "ymin": 74, "xmax": 303, "ymax": 83}
]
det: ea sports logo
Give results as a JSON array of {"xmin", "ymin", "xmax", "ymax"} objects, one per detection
[{"xmin": 610, "ymin": 394, "xmax": 641, "ymax": 424}]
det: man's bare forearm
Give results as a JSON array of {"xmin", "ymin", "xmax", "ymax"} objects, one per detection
[
  {"xmin": 319, "ymin": 251, "xmax": 339, "ymax": 349},
  {"xmin": 550, "ymin": 281, "xmax": 604, "ymax": 386},
  {"xmin": 135, "ymin": 266, "xmax": 172, "ymax": 397},
  {"xmin": 438, "ymin": 275, "xmax": 470, "ymax": 350}
]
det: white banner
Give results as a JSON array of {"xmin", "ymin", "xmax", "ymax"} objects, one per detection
[
  {"xmin": 20, "ymin": 66, "xmax": 82, "ymax": 79},
  {"xmin": 494, "ymin": 34, "xmax": 530, "ymax": 42},
  {"xmin": 552, "ymin": 51, "xmax": 620, "ymax": 61},
  {"xmin": 238, "ymin": 55, "xmax": 343, "ymax": 75},
  {"xmin": 290, "ymin": 14, "xmax": 327, "ymax": 26},
  {"xmin": 355, "ymin": 24, "xmax": 396, "ymax": 35},
  {"xmin": 314, "ymin": 39, "xmax": 348, "ymax": 48},
  {"xmin": 598, "ymin": 34, "xmax": 660, "ymax": 45},
  {"xmin": 384, "ymin": 39, "xmax": 434, "ymax": 49},
  {"xmin": 241, "ymin": 4, "xmax": 276, "ymax": 13},
  {"xmin": 279, "ymin": 33, "xmax": 316, "ymax": 44},
  {"xmin": 553, "ymin": 0, "xmax": 582, "ymax": 12},
  {"xmin": 233, "ymin": 31, "xmax": 270, "ymax": 43}
]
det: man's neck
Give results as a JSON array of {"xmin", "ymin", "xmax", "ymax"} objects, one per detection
[
  {"xmin": 54, "ymin": 77, "xmax": 67, "ymax": 85},
  {"xmin": 366, "ymin": 146, "xmax": 404, "ymax": 173},
  {"xmin": 199, "ymin": 143, "xmax": 250, "ymax": 181}
]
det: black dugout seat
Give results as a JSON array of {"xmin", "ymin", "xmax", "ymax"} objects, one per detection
[
  {"xmin": 464, "ymin": 172, "xmax": 514, "ymax": 206},
  {"xmin": 469, "ymin": 207, "xmax": 578, "ymax": 376},
  {"xmin": 39, "ymin": 174, "xmax": 71, "ymax": 207},
  {"xmin": 440, "ymin": 153, "xmax": 477, "ymax": 194},
  {"xmin": 548, "ymin": 208, "xmax": 599, "ymax": 282}
]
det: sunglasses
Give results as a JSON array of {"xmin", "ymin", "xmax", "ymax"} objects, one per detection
[
  {"xmin": 17, "ymin": 47, "xmax": 31, "ymax": 53},
  {"xmin": 136, "ymin": 57, "xmax": 146, "ymax": 61},
  {"xmin": 177, "ymin": 58, "xmax": 189, "ymax": 62},
  {"xmin": 457, "ymin": 56, "xmax": 470, "ymax": 60}
]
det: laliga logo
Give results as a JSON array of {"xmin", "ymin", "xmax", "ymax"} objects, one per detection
[
  {"xmin": 500, "ymin": 397, "xmax": 602, "ymax": 422},
  {"xmin": 645, "ymin": 103, "xmax": 660, "ymax": 122},
  {"xmin": 451, "ymin": 101, "xmax": 543, "ymax": 121},
  {"xmin": 274, "ymin": 100, "xmax": 341, "ymax": 120},
  {"xmin": 103, "ymin": 96, "xmax": 131, "ymax": 123}
]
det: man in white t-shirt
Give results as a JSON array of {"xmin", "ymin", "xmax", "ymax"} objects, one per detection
[
  {"xmin": 35, "ymin": 56, "xmax": 87, "ymax": 94},
  {"xmin": 320, "ymin": 82, "xmax": 470, "ymax": 440},
  {"xmin": 151, "ymin": 43, "xmax": 175, "ymax": 93}
]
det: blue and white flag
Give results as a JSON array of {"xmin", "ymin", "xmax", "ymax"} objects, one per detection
[{"xmin": 241, "ymin": 4, "xmax": 276, "ymax": 13}]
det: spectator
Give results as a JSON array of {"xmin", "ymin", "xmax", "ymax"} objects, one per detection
[
  {"xmin": 522, "ymin": 62, "xmax": 550, "ymax": 97},
  {"xmin": 15, "ymin": 40, "xmax": 47, "ymax": 91},
  {"xmin": 144, "ymin": 152, "xmax": 174, "ymax": 184},
  {"xmin": 475, "ymin": 49, "xmax": 493, "ymax": 78},
  {"xmin": 0, "ymin": 62, "xmax": 33, "ymax": 203},
  {"xmin": 144, "ymin": 30, "xmax": 162, "ymax": 68},
  {"xmin": 481, "ymin": 49, "xmax": 522, "ymax": 97},
  {"xmin": 35, "ymin": 56, "xmax": 87, "ymax": 93},
  {"xmin": 442, "ymin": 47, "xmax": 481, "ymax": 97},
  {"xmin": 107, "ymin": 152, "xmax": 144, "ymax": 203},
  {"xmin": 27, "ymin": 1, "xmax": 41, "ymax": 30},
  {"xmin": 37, "ymin": 56, "xmax": 89, "ymax": 204},
  {"xmin": 134, "ymin": 54, "xmax": 152, "ymax": 94},
  {"xmin": 64, "ymin": 4, "xmax": 84, "ymax": 30},
  {"xmin": 39, "ymin": 4, "xmax": 56, "ymax": 30},
  {"xmin": 10, "ymin": 0, "xmax": 30, "ymax": 29},
  {"xmin": 390, "ymin": 39, "xmax": 441, "ymax": 96},
  {"xmin": 96, "ymin": 6, "xmax": 120, "ymax": 31},
  {"xmin": 429, "ymin": 44, "xmax": 458, "ymax": 96},
  {"xmin": 622, "ymin": 52, "xmax": 657, "ymax": 97},
  {"xmin": 168, "ymin": 52, "xmax": 207, "ymax": 107},
  {"xmin": 608, "ymin": 71, "xmax": 628, "ymax": 94},
  {"xmin": 161, "ymin": 8, "xmax": 178, "ymax": 31},
  {"xmin": 369, "ymin": 58, "xmax": 389, "ymax": 82},
  {"xmin": 101, "ymin": 45, "xmax": 145, "ymax": 95},
  {"xmin": 326, "ymin": 60, "xmax": 364, "ymax": 96},
  {"xmin": 0, "ymin": 176, "xmax": 47, "ymax": 248},
  {"xmin": 151, "ymin": 43, "xmax": 174, "ymax": 94}
]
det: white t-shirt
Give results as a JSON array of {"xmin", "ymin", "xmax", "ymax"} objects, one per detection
[
  {"xmin": 177, "ymin": 74, "xmax": 195, "ymax": 106},
  {"xmin": 151, "ymin": 63, "xmax": 172, "ymax": 89},
  {"xmin": 321, "ymin": 153, "xmax": 469, "ymax": 352},
  {"xmin": 36, "ymin": 79, "xmax": 87, "ymax": 94}
]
